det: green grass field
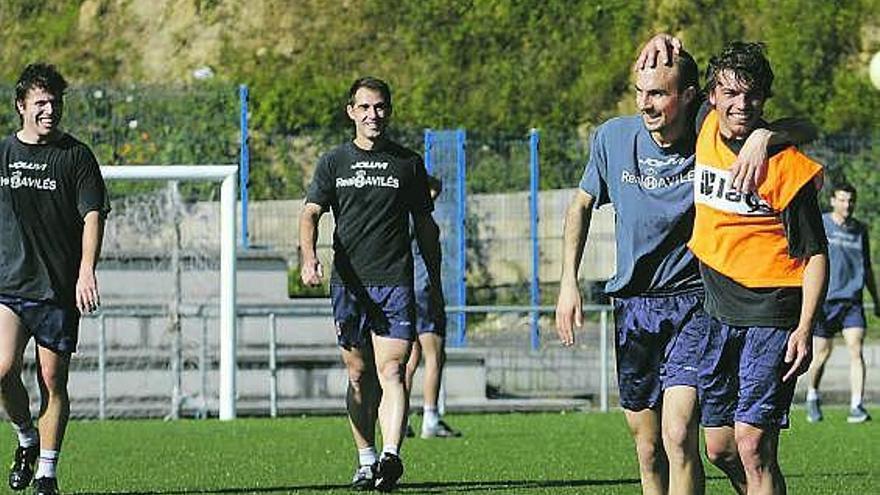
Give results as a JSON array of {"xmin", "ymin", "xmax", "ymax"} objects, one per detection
[{"xmin": 18, "ymin": 406, "xmax": 878, "ymax": 494}]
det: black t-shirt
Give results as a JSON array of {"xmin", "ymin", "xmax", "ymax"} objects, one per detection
[
  {"xmin": 306, "ymin": 140, "xmax": 432, "ymax": 286},
  {"xmin": 697, "ymin": 128, "xmax": 828, "ymax": 327},
  {"xmin": 0, "ymin": 133, "xmax": 110, "ymax": 307}
]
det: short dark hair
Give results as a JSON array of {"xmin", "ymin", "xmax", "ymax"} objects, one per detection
[
  {"xmin": 704, "ymin": 42, "xmax": 773, "ymax": 99},
  {"xmin": 674, "ymin": 49, "xmax": 700, "ymax": 94},
  {"xmin": 674, "ymin": 49, "xmax": 701, "ymax": 118},
  {"xmin": 348, "ymin": 76, "xmax": 391, "ymax": 107},
  {"xmin": 832, "ymin": 182, "xmax": 856, "ymax": 198},
  {"xmin": 15, "ymin": 63, "xmax": 68, "ymax": 108}
]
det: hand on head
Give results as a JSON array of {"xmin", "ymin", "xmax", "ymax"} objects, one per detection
[{"xmin": 635, "ymin": 33, "xmax": 683, "ymax": 71}]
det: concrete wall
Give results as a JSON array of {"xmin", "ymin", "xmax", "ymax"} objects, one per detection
[{"xmin": 174, "ymin": 190, "xmax": 617, "ymax": 287}]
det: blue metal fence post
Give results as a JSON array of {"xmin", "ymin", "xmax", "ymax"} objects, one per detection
[
  {"xmin": 529, "ymin": 129, "xmax": 540, "ymax": 350},
  {"xmin": 239, "ymin": 84, "xmax": 250, "ymax": 249},
  {"xmin": 424, "ymin": 129, "xmax": 434, "ymax": 174},
  {"xmin": 455, "ymin": 129, "xmax": 467, "ymax": 347}
]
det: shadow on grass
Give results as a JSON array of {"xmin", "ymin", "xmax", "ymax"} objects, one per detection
[
  {"xmin": 71, "ymin": 477, "xmax": 639, "ymax": 494},
  {"xmin": 71, "ymin": 471, "xmax": 873, "ymax": 494}
]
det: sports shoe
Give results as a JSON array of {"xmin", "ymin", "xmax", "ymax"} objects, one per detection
[
  {"xmin": 8, "ymin": 445, "xmax": 38, "ymax": 490},
  {"xmin": 404, "ymin": 424, "xmax": 415, "ymax": 438},
  {"xmin": 32, "ymin": 477, "xmax": 58, "ymax": 495},
  {"xmin": 847, "ymin": 405, "xmax": 872, "ymax": 424},
  {"xmin": 421, "ymin": 420, "xmax": 462, "ymax": 439},
  {"xmin": 350, "ymin": 463, "xmax": 376, "ymax": 491},
  {"xmin": 805, "ymin": 398, "xmax": 823, "ymax": 423},
  {"xmin": 374, "ymin": 453, "xmax": 403, "ymax": 492}
]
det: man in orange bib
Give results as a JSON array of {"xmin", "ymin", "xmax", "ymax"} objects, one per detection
[{"xmin": 688, "ymin": 42, "xmax": 827, "ymax": 495}]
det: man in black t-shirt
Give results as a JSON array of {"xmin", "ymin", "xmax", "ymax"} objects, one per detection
[
  {"xmin": 0, "ymin": 64, "xmax": 109, "ymax": 495},
  {"xmin": 299, "ymin": 77, "xmax": 442, "ymax": 492}
]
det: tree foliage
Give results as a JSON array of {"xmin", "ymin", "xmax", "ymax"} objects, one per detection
[{"xmin": 0, "ymin": 0, "xmax": 876, "ymax": 199}]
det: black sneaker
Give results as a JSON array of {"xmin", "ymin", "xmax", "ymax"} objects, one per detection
[
  {"xmin": 374, "ymin": 453, "xmax": 403, "ymax": 492},
  {"xmin": 350, "ymin": 463, "xmax": 376, "ymax": 491},
  {"xmin": 33, "ymin": 477, "xmax": 58, "ymax": 495},
  {"xmin": 421, "ymin": 420, "xmax": 462, "ymax": 438},
  {"xmin": 8, "ymin": 446, "xmax": 38, "ymax": 491},
  {"xmin": 404, "ymin": 424, "xmax": 415, "ymax": 438}
]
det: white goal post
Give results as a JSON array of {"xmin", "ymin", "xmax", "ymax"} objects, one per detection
[{"xmin": 101, "ymin": 165, "xmax": 239, "ymax": 420}]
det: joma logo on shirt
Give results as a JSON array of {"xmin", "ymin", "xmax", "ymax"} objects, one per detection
[
  {"xmin": 694, "ymin": 163, "xmax": 773, "ymax": 215},
  {"xmin": 351, "ymin": 161, "xmax": 389, "ymax": 170},
  {"xmin": 637, "ymin": 156, "xmax": 687, "ymax": 168},
  {"xmin": 9, "ymin": 161, "xmax": 48, "ymax": 171},
  {"xmin": 336, "ymin": 170, "xmax": 400, "ymax": 189}
]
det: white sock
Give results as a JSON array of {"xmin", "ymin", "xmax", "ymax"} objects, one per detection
[
  {"xmin": 11, "ymin": 423, "xmax": 38, "ymax": 448},
  {"xmin": 357, "ymin": 446, "xmax": 376, "ymax": 467},
  {"xmin": 851, "ymin": 394, "xmax": 862, "ymax": 409},
  {"xmin": 382, "ymin": 445, "xmax": 399, "ymax": 458},
  {"xmin": 34, "ymin": 449, "xmax": 58, "ymax": 479},
  {"xmin": 423, "ymin": 406, "xmax": 440, "ymax": 430},
  {"xmin": 806, "ymin": 388, "xmax": 819, "ymax": 401}
]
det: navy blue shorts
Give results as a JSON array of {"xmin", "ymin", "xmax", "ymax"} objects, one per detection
[
  {"xmin": 413, "ymin": 253, "xmax": 446, "ymax": 337},
  {"xmin": 814, "ymin": 300, "xmax": 866, "ymax": 338},
  {"xmin": 614, "ymin": 292, "xmax": 706, "ymax": 411},
  {"xmin": 699, "ymin": 322, "xmax": 798, "ymax": 429},
  {"xmin": 0, "ymin": 295, "xmax": 80, "ymax": 354},
  {"xmin": 330, "ymin": 284, "xmax": 416, "ymax": 349}
]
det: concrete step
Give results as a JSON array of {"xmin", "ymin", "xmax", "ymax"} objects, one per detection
[
  {"xmin": 59, "ymin": 396, "xmax": 592, "ymax": 419},
  {"xmin": 16, "ymin": 347, "xmax": 489, "ymax": 419}
]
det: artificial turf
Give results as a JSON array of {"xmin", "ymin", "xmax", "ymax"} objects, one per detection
[{"xmin": 14, "ymin": 406, "xmax": 877, "ymax": 494}]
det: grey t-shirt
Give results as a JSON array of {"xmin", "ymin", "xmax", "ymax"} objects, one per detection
[
  {"xmin": 823, "ymin": 213, "xmax": 870, "ymax": 301},
  {"xmin": 579, "ymin": 116, "xmax": 701, "ymax": 297}
]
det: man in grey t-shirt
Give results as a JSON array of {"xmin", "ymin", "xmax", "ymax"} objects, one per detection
[
  {"xmin": 556, "ymin": 48, "xmax": 711, "ymax": 495},
  {"xmin": 806, "ymin": 183, "xmax": 879, "ymax": 424}
]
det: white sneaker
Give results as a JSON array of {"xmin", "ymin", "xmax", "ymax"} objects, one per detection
[
  {"xmin": 351, "ymin": 464, "xmax": 375, "ymax": 491},
  {"xmin": 421, "ymin": 419, "xmax": 462, "ymax": 438}
]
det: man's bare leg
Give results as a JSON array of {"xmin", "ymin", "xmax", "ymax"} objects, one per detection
[
  {"xmin": 842, "ymin": 327, "xmax": 866, "ymax": 409},
  {"xmin": 402, "ymin": 339, "xmax": 422, "ymax": 436},
  {"xmin": 371, "ymin": 334, "xmax": 412, "ymax": 452},
  {"xmin": 33, "ymin": 346, "xmax": 71, "ymax": 482},
  {"xmin": 808, "ymin": 336, "xmax": 833, "ymax": 392},
  {"xmin": 806, "ymin": 336, "xmax": 833, "ymax": 422},
  {"xmin": 341, "ymin": 346, "xmax": 380, "ymax": 451},
  {"xmin": 0, "ymin": 307, "xmax": 33, "ymax": 428},
  {"xmin": 418, "ymin": 334, "xmax": 444, "ymax": 409},
  {"xmin": 0, "ymin": 307, "xmax": 39, "ymax": 490},
  {"xmin": 735, "ymin": 423, "xmax": 783, "ymax": 495},
  {"xmin": 404, "ymin": 339, "xmax": 422, "ymax": 396},
  {"xmin": 662, "ymin": 385, "xmax": 703, "ymax": 494},
  {"xmin": 624, "ymin": 408, "xmax": 668, "ymax": 495},
  {"xmin": 704, "ymin": 426, "xmax": 747, "ymax": 494}
]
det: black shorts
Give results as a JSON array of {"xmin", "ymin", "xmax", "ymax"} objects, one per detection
[{"xmin": 0, "ymin": 295, "xmax": 80, "ymax": 354}]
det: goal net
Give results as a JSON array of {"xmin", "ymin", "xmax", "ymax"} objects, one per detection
[{"xmin": 58, "ymin": 166, "xmax": 238, "ymax": 420}]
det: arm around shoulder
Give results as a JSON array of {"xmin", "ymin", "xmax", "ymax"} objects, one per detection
[{"xmin": 766, "ymin": 118, "xmax": 819, "ymax": 146}]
